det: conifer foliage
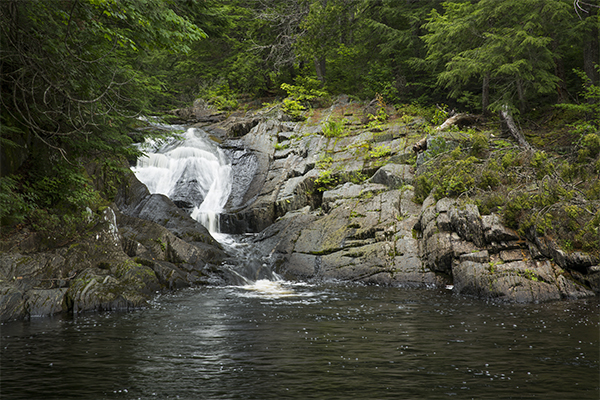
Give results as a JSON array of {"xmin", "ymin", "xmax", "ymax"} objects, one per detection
[{"xmin": 0, "ymin": 0, "xmax": 206, "ymax": 156}]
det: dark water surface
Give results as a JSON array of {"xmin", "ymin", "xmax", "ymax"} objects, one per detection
[{"xmin": 1, "ymin": 283, "xmax": 598, "ymax": 399}]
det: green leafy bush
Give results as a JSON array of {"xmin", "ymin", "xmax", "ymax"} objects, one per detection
[
  {"xmin": 469, "ymin": 131, "xmax": 489, "ymax": 157},
  {"xmin": 0, "ymin": 176, "xmax": 32, "ymax": 226},
  {"xmin": 414, "ymin": 130, "xmax": 599, "ymax": 255},
  {"xmin": 281, "ymin": 76, "xmax": 328, "ymax": 102},
  {"xmin": 314, "ymin": 170, "xmax": 337, "ymax": 192},
  {"xmin": 280, "ymin": 76, "xmax": 329, "ymax": 120},
  {"xmin": 322, "ymin": 119, "xmax": 347, "ymax": 138},
  {"xmin": 282, "ymin": 98, "xmax": 306, "ymax": 121}
]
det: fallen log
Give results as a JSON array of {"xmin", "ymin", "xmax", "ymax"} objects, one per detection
[
  {"xmin": 412, "ymin": 113, "xmax": 481, "ymax": 154},
  {"xmin": 435, "ymin": 113, "xmax": 480, "ymax": 132}
]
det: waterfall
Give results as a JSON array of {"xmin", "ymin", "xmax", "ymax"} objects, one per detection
[
  {"xmin": 132, "ymin": 124, "xmax": 284, "ymax": 288},
  {"xmin": 132, "ymin": 127, "xmax": 232, "ymax": 235}
]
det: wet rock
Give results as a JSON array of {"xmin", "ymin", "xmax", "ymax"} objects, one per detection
[
  {"xmin": 448, "ymin": 203, "xmax": 484, "ymax": 247},
  {"xmin": 0, "ymin": 286, "xmax": 26, "ymax": 322},
  {"xmin": 422, "ymin": 232, "xmax": 454, "ymax": 274},
  {"xmin": 0, "ymin": 196, "xmax": 229, "ymax": 321},
  {"xmin": 557, "ymin": 275, "xmax": 595, "ymax": 299},
  {"xmin": 65, "ymin": 268, "xmax": 142, "ymax": 314},
  {"xmin": 224, "ymin": 146, "xmax": 259, "ymax": 210},
  {"xmin": 533, "ymin": 236, "xmax": 598, "ymax": 273},
  {"xmin": 279, "ymin": 253, "xmax": 318, "ymax": 280},
  {"xmin": 25, "ymin": 289, "xmax": 68, "ymax": 317},
  {"xmin": 219, "ymin": 119, "xmax": 283, "ymax": 233},
  {"xmin": 151, "ymin": 261, "xmax": 191, "ymax": 289},
  {"xmin": 413, "ymin": 194, "xmax": 597, "ymax": 302},
  {"xmin": 390, "ymin": 254, "xmax": 441, "ymax": 287},
  {"xmin": 117, "ymin": 212, "xmax": 226, "ymax": 277},
  {"xmin": 125, "ymin": 193, "xmax": 219, "ymax": 246},
  {"xmin": 452, "ymin": 259, "xmax": 594, "ymax": 302}
]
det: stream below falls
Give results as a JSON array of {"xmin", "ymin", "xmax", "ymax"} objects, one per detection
[
  {"xmin": 1, "ymin": 285, "xmax": 598, "ymax": 399},
  {"xmin": 1, "ymin": 125, "xmax": 598, "ymax": 399}
]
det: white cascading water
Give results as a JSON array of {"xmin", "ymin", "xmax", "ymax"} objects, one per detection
[
  {"xmin": 132, "ymin": 124, "xmax": 297, "ymax": 294},
  {"xmin": 132, "ymin": 127, "xmax": 232, "ymax": 235}
]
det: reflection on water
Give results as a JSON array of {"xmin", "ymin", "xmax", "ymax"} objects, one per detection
[
  {"xmin": 237, "ymin": 280, "xmax": 316, "ymax": 299},
  {"xmin": 1, "ymin": 284, "xmax": 598, "ymax": 399}
]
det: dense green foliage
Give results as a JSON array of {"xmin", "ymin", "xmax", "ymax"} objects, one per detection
[
  {"xmin": 170, "ymin": 0, "xmax": 598, "ymax": 110},
  {"xmin": 413, "ymin": 75, "xmax": 600, "ymax": 255},
  {"xmin": 0, "ymin": 0, "xmax": 598, "ymax": 253},
  {"xmin": 0, "ymin": 0, "xmax": 207, "ymax": 238}
]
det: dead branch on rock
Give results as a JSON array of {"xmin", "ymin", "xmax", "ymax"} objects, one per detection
[
  {"xmin": 412, "ymin": 137, "xmax": 428, "ymax": 153},
  {"xmin": 499, "ymin": 108, "xmax": 533, "ymax": 151}
]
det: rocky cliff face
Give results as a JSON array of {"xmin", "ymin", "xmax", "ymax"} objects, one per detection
[
  {"xmin": 2, "ymin": 98, "xmax": 598, "ymax": 321},
  {"xmin": 198, "ymin": 97, "xmax": 599, "ymax": 301},
  {"xmin": 415, "ymin": 196, "xmax": 598, "ymax": 302}
]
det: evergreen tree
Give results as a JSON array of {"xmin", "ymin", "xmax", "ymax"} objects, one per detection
[{"xmin": 422, "ymin": 0, "xmax": 575, "ymax": 114}]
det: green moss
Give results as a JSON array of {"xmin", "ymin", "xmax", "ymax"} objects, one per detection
[
  {"xmin": 275, "ymin": 142, "xmax": 289, "ymax": 151},
  {"xmin": 153, "ymin": 238, "xmax": 167, "ymax": 252},
  {"xmin": 368, "ymin": 145, "xmax": 392, "ymax": 159}
]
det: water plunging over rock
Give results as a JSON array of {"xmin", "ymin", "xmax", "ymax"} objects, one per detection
[
  {"xmin": 133, "ymin": 127, "xmax": 232, "ymax": 234},
  {"xmin": 131, "ymin": 125, "xmax": 278, "ymax": 286}
]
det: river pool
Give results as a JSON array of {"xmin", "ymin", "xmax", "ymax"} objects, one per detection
[{"xmin": 1, "ymin": 282, "xmax": 598, "ymax": 399}]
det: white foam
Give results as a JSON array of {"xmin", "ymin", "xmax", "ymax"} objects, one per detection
[{"xmin": 132, "ymin": 127, "xmax": 232, "ymax": 234}]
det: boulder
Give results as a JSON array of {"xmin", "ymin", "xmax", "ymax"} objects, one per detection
[
  {"xmin": 482, "ymin": 214, "xmax": 520, "ymax": 243},
  {"xmin": 25, "ymin": 289, "xmax": 68, "ymax": 317},
  {"xmin": 448, "ymin": 203, "xmax": 485, "ymax": 247},
  {"xmin": 203, "ymin": 116, "xmax": 260, "ymax": 138},
  {"xmin": 0, "ymin": 285, "xmax": 26, "ymax": 322},
  {"xmin": 369, "ymin": 164, "xmax": 414, "ymax": 188},
  {"xmin": 169, "ymin": 99, "xmax": 226, "ymax": 124},
  {"xmin": 452, "ymin": 258, "xmax": 594, "ymax": 303},
  {"xmin": 65, "ymin": 268, "xmax": 144, "ymax": 314}
]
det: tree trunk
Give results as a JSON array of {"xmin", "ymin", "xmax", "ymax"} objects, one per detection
[
  {"xmin": 583, "ymin": 6, "xmax": 599, "ymax": 87},
  {"xmin": 314, "ymin": 56, "xmax": 326, "ymax": 83},
  {"xmin": 482, "ymin": 72, "xmax": 490, "ymax": 115},
  {"xmin": 436, "ymin": 113, "xmax": 481, "ymax": 132},
  {"xmin": 552, "ymin": 37, "xmax": 568, "ymax": 103},
  {"xmin": 413, "ymin": 113, "xmax": 483, "ymax": 154},
  {"xmin": 517, "ymin": 79, "xmax": 526, "ymax": 114},
  {"xmin": 500, "ymin": 107, "xmax": 532, "ymax": 151}
]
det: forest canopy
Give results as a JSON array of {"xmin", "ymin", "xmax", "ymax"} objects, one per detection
[
  {"xmin": 2, "ymin": 0, "xmax": 598, "ymax": 147},
  {"xmin": 0, "ymin": 0, "xmax": 598, "ymax": 240}
]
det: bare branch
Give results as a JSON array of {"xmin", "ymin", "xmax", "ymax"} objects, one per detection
[{"xmin": 574, "ymin": 0, "xmax": 600, "ymax": 20}]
